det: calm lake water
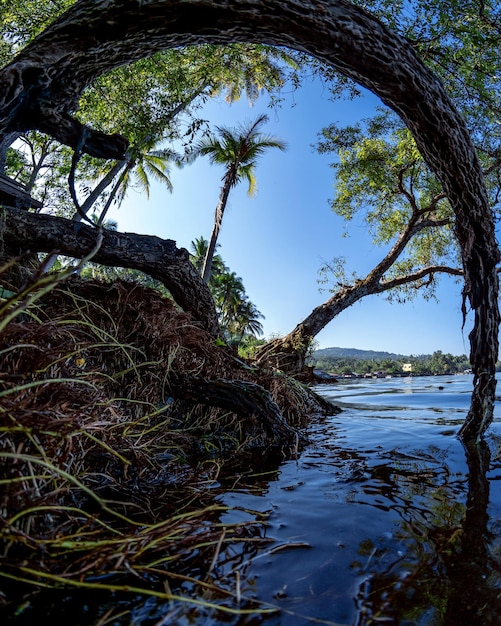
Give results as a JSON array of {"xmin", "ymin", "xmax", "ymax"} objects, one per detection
[{"xmin": 187, "ymin": 374, "xmax": 501, "ymax": 626}]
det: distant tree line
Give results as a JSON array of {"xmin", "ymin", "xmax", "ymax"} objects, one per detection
[{"xmin": 312, "ymin": 350, "xmax": 473, "ymax": 377}]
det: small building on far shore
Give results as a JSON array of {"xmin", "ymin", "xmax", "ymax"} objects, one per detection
[{"xmin": 402, "ymin": 363, "xmax": 413, "ymax": 374}]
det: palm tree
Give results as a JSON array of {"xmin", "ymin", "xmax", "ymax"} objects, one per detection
[
  {"xmin": 189, "ymin": 236, "xmax": 226, "ymax": 283},
  {"xmin": 188, "ymin": 114, "xmax": 286, "ymax": 283},
  {"xmin": 232, "ymin": 299, "xmax": 264, "ymax": 342},
  {"xmin": 43, "ymin": 138, "xmax": 179, "ymax": 272},
  {"xmin": 212, "ymin": 270, "xmax": 246, "ymax": 326},
  {"xmin": 212, "ymin": 272, "xmax": 264, "ymax": 343},
  {"xmin": 85, "ymin": 138, "xmax": 179, "ymax": 226},
  {"xmin": 190, "ymin": 237, "xmax": 264, "ymax": 341}
]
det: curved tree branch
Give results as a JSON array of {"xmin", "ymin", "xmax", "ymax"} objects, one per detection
[
  {"xmin": 168, "ymin": 374, "xmax": 298, "ymax": 450},
  {"xmin": 0, "ymin": 0, "xmax": 498, "ymax": 438},
  {"xmin": 379, "ymin": 264, "xmax": 463, "ymax": 292},
  {"xmin": 0, "ymin": 206, "xmax": 220, "ymax": 337},
  {"xmin": 365, "ymin": 214, "xmax": 451, "ymax": 284}
]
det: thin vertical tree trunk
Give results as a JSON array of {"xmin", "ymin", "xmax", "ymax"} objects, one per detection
[{"xmin": 202, "ymin": 176, "xmax": 233, "ymax": 283}]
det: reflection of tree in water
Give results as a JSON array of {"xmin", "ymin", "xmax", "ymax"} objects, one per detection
[
  {"xmin": 443, "ymin": 441, "xmax": 500, "ymax": 625},
  {"xmin": 353, "ymin": 441, "xmax": 501, "ymax": 625}
]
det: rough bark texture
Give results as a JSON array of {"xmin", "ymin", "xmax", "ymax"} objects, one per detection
[
  {"xmin": 169, "ymin": 374, "xmax": 298, "ymax": 450},
  {"xmin": 0, "ymin": 206, "xmax": 219, "ymax": 336},
  {"xmin": 0, "ymin": 0, "xmax": 498, "ymax": 439}
]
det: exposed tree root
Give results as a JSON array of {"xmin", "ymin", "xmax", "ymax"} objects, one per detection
[{"xmin": 0, "ymin": 274, "xmax": 337, "ymax": 459}]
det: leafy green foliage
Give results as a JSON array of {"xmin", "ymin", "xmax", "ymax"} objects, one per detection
[
  {"xmin": 188, "ymin": 114, "xmax": 286, "ymax": 282},
  {"xmin": 316, "ymin": 109, "xmax": 461, "ymax": 302},
  {"xmin": 0, "ymin": 0, "xmax": 75, "ymax": 64},
  {"xmin": 1, "ymin": 3, "xmax": 302, "ymax": 221},
  {"xmin": 3, "ymin": 0, "xmax": 501, "ymax": 348},
  {"xmin": 2, "ymin": 40, "xmax": 301, "ymax": 223},
  {"xmin": 190, "ymin": 237, "xmax": 264, "ymax": 344},
  {"xmin": 343, "ymin": 0, "xmax": 501, "ymax": 210},
  {"xmin": 3, "ymin": 131, "xmax": 74, "ymax": 215},
  {"xmin": 77, "ymin": 45, "xmax": 299, "ymax": 146},
  {"xmin": 188, "ymin": 113, "xmax": 287, "ymax": 197},
  {"xmin": 319, "ymin": 112, "xmax": 444, "ymax": 233},
  {"xmin": 312, "ymin": 349, "xmax": 470, "ymax": 376}
]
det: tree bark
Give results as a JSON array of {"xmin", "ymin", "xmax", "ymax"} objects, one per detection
[
  {"xmin": 0, "ymin": 206, "xmax": 220, "ymax": 337},
  {"xmin": 0, "ymin": 0, "xmax": 498, "ymax": 439},
  {"xmin": 255, "ymin": 212, "xmax": 463, "ymax": 373},
  {"xmin": 202, "ymin": 170, "xmax": 234, "ymax": 283},
  {"xmin": 255, "ymin": 269, "xmax": 460, "ymax": 373},
  {"xmin": 169, "ymin": 374, "xmax": 298, "ymax": 450}
]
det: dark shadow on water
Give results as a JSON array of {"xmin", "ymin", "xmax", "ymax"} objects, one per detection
[
  {"xmin": 354, "ymin": 438, "xmax": 501, "ymax": 625},
  {"xmin": 443, "ymin": 440, "xmax": 499, "ymax": 625},
  {"xmin": 5, "ymin": 375, "xmax": 501, "ymax": 625}
]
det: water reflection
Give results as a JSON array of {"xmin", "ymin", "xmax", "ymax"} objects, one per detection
[
  {"xmin": 444, "ymin": 440, "xmax": 498, "ymax": 625},
  {"xmin": 5, "ymin": 377, "xmax": 501, "ymax": 625},
  {"xmin": 353, "ymin": 439, "xmax": 501, "ymax": 625},
  {"xmin": 214, "ymin": 377, "xmax": 501, "ymax": 625}
]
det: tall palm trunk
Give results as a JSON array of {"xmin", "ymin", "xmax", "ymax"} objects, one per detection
[
  {"xmin": 94, "ymin": 160, "xmax": 134, "ymax": 226},
  {"xmin": 202, "ymin": 167, "xmax": 237, "ymax": 283},
  {"xmin": 78, "ymin": 159, "xmax": 128, "ymax": 218},
  {"xmin": 43, "ymin": 159, "xmax": 131, "ymax": 272}
]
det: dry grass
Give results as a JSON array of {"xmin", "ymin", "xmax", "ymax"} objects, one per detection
[{"xmin": 0, "ymin": 271, "xmax": 335, "ymax": 622}]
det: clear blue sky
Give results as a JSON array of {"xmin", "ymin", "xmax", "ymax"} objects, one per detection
[{"xmin": 108, "ymin": 76, "xmax": 474, "ymax": 357}]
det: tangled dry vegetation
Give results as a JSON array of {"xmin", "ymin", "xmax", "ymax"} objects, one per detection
[{"xmin": 0, "ymin": 269, "xmax": 336, "ymax": 621}]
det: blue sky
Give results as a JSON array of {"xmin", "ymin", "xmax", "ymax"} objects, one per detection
[{"xmin": 107, "ymin": 76, "xmax": 473, "ymax": 357}]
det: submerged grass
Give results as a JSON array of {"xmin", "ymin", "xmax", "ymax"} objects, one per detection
[{"xmin": 0, "ymin": 269, "xmax": 333, "ymax": 622}]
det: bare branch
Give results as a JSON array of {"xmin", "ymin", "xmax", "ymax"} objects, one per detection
[
  {"xmin": 396, "ymin": 162, "xmax": 420, "ymax": 214},
  {"xmin": 378, "ymin": 264, "xmax": 463, "ymax": 292}
]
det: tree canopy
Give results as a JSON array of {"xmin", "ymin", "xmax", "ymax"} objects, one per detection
[{"xmin": 0, "ymin": 0, "xmax": 499, "ymax": 439}]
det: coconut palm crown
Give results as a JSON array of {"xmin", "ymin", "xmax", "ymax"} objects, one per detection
[{"xmin": 188, "ymin": 113, "xmax": 286, "ymax": 282}]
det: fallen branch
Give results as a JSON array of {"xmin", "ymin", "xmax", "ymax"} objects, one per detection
[{"xmin": 0, "ymin": 206, "xmax": 219, "ymax": 336}]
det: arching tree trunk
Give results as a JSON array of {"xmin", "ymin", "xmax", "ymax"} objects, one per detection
[
  {"xmin": 0, "ymin": 0, "xmax": 498, "ymax": 439},
  {"xmin": 0, "ymin": 206, "xmax": 220, "ymax": 337},
  {"xmin": 254, "ymin": 268, "xmax": 463, "ymax": 374},
  {"xmin": 255, "ymin": 214, "xmax": 464, "ymax": 374}
]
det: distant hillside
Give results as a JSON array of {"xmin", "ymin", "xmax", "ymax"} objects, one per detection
[{"xmin": 312, "ymin": 347, "xmax": 409, "ymax": 361}]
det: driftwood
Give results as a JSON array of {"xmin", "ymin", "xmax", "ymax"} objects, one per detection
[
  {"xmin": 0, "ymin": 0, "xmax": 498, "ymax": 439},
  {"xmin": 0, "ymin": 206, "xmax": 219, "ymax": 337}
]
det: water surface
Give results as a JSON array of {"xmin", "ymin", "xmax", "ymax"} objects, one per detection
[
  {"xmin": 211, "ymin": 375, "xmax": 501, "ymax": 625},
  {"xmin": 11, "ymin": 375, "xmax": 501, "ymax": 625}
]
